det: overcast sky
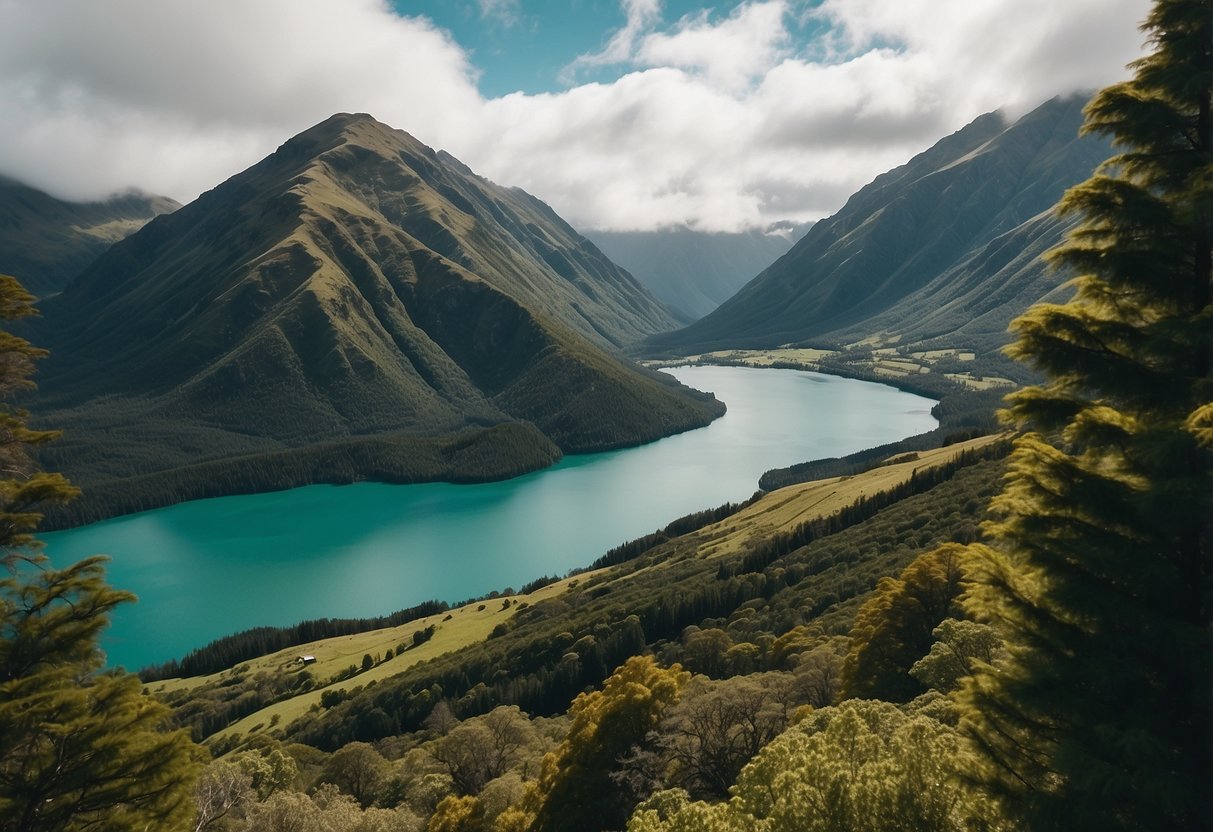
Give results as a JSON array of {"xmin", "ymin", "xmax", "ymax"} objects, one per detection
[{"xmin": 0, "ymin": 0, "xmax": 1151, "ymax": 232}]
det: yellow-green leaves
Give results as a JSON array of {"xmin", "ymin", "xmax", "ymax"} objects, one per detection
[{"xmin": 628, "ymin": 700, "xmax": 994, "ymax": 832}]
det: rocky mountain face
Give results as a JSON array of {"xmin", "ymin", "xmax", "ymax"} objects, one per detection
[
  {"xmin": 0, "ymin": 175, "xmax": 179, "ymax": 297},
  {"xmin": 585, "ymin": 226, "xmax": 803, "ymax": 321},
  {"xmin": 27, "ymin": 113, "xmax": 721, "ymax": 525},
  {"xmin": 644, "ymin": 96, "xmax": 1112, "ymax": 359}
]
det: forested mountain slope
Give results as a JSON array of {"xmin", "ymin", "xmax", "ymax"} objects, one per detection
[
  {"xmin": 27, "ymin": 113, "xmax": 721, "ymax": 525},
  {"xmin": 644, "ymin": 95, "xmax": 1113, "ymax": 359},
  {"xmin": 0, "ymin": 175, "xmax": 178, "ymax": 297}
]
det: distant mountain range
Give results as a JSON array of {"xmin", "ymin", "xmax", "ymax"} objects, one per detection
[
  {"xmin": 0, "ymin": 175, "xmax": 178, "ymax": 297},
  {"xmin": 26, "ymin": 113, "xmax": 722, "ymax": 525},
  {"xmin": 585, "ymin": 226, "xmax": 803, "ymax": 321},
  {"xmin": 644, "ymin": 95, "xmax": 1112, "ymax": 359}
]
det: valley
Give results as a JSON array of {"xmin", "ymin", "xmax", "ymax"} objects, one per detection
[
  {"xmin": 145, "ymin": 432, "xmax": 1003, "ymax": 749},
  {"xmin": 24, "ymin": 114, "xmax": 724, "ymax": 529},
  {"xmin": 645, "ymin": 345, "xmax": 1016, "ymax": 392},
  {"xmin": 3, "ymin": 3, "xmax": 1206, "ymax": 827},
  {"xmin": 45, "ymin": 365, "xmax": 937, "ymax": 670},
  {"xmin": 643, "ymin": 95, "xmax": 1113, "ymax": 380}
]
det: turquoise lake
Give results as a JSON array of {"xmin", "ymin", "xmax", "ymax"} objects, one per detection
[{"xmin": 41, "ymin": 366, "xmax": 937, "ymax": 670}]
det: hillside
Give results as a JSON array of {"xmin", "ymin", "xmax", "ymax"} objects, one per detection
[
  {"xmin": 644, "ymin": 95, "xmax": 1113, "ymax": 361},
  {"xmin": 585, "ymin": 225, "xmax": 802, "ymax": 320},
  {"xmin": 148, "ymin": 434, "xmax": 1006, "ymax": 748},
  {"xmin": 0, "ymin": 175, "xmax": 179, "ymax": 297},
  {"xmin": 26, "ymin": 113, "xmax": 722, "ymax": 526}
]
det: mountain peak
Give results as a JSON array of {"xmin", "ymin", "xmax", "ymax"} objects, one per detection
[
  {"xmin": 29, "ymin": 110, "xmax": 712, "ymax": 525},
  {"xmin": 645, "ymin": 95, "xmax": 1113, "ymax": 357}
]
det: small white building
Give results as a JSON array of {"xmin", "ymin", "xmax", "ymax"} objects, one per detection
[{"xmin": 297, "ymin": 655, "xmax": 316, "ymax": 665}]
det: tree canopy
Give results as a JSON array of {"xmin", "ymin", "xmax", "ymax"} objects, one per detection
[
  {"xmin": 0, "ymin": 273, "xmax": 202, "ymax": 830},
  {"xmin": 957, "ymin": 2, "xmax": 1213, "ymax": 828}
]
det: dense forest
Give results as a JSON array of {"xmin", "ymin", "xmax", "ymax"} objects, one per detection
[{"xmin": 0, "ymin": 2, "xmax": 1208, "ymax": 830}]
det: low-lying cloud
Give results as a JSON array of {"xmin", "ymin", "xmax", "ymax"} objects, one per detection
[{"xmin": 0, "ymin": 0, "xmax": 1151, "ymax": 232}]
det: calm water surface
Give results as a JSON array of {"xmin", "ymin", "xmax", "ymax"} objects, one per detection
[{"xmin": 41, "ymin": 366, "xmax": 937, "ymax": 669}]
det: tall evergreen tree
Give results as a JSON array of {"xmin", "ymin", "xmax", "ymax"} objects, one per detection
[
  {"xmin": 0, "ymin": 274, "xmax": 76, "ymax": 561},
  {"xmin": 958, "ymin": 3, "xmax": 1212, "ymax": 830},
  {"xmin": 0, "ymin": 272, "xmax": 202, "ymax": 830}
]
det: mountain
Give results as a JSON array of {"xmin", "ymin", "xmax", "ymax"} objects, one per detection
[
  {"xmin": 28, "ymin": 113, "xmax": 722, "ymax": 525},
  {"xmin": 0, "ymin": 175, "xmax": 179, "ymax": 297},
  {"xmin": 643, "ymin": 96, "xmax": 1113, "ymax": 359},
  {"xmin": 584, "ymin": 226, "xmax": 803, "ymax": 321}
]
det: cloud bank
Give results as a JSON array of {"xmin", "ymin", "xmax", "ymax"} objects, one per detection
[{"xmin": 0, "ymin": 0, "xmax": 1151, "ymax": 232}]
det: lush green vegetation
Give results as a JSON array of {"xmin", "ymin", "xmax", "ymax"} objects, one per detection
[
  {"xmin": 25, "ymin": 113, "xmax": 724, "ymax": 528},
  {"xmin": 5, "ymin": 5, "xmax": 1205, "ymax": 830},
  {"xmin": 141, "ymin": 600, "xmax": 453, "ymax": 682},
  {"xmin": 250, "ymin": 444, "xmax": 1006, "ymax": 752},
  {"xmin": 0, "ymin": 274, "xmax": 201, "ymax": 831},
  {"xmin": 139, "ymin": 496, "xmax": 763, "ymax": 684},
  {"xmin": 956, "ymin": 3, "xmax": 1212, "ymax": 827},
  {"xmin": 144, "ymin": 445, "xmax": 1002, "ymax": 830}
]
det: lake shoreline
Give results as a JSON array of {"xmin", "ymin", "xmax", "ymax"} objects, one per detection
[
  {"xmin": 40, "ymin": 390, "xmax": 725, "ymax": 532},
  {"xmin": 44, "ymin": 359, "xmax": 949, "ymax": 533},
  {"xmin": 44, "ymin": 366, "xmax": 939, "ymax": 669}
]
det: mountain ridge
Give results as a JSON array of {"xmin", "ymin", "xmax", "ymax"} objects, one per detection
[
  {"xmin": 0, "ymin": 175, "xmax": 179, "ymax": 297},
  {"xmin": 27, "ymin": 113, "xmax": 722, "ymax": 526},
  {"xmin": 643, "ymin": 95, "xmax": 1112, "ymax": 359}
]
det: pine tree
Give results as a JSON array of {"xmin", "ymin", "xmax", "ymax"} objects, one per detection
[
  {"xmin": 526, "ymin": 656, "xmax": 688, "ymax": 832},
  {"xmin": 0, "ymin": 273, "xmax": 203, "ymax": 830},
  {"xmin": 957, "ymin": 3, "xmax": 1212, "ymax": 829},
  {"xmin": 0, "ymin": 274, "xmax": 77, "ymax": 561}
]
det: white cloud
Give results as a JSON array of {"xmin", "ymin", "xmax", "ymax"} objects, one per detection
[
  {"xmin": 562, "ymin": 0, "xmax": 663, "ymax": 81},
  {"xmin": 0, "ymin": 0, "xmax": 482, "ymax": 202},
  {"xmin": 0, "ymin": 0, "xmax": 1152, "ymax": 233},
  {"xmin": 636, "ymin": 1, "xmax": 791, "ymax": 92},
  {"xmin": 813, "ymin": 0, "xmax": 1152, "ymax": 118}
]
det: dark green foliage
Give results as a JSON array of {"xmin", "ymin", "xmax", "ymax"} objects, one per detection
[
  {"xmin": 40, "ymin": 415, "xmax": 564, "ymax": 530},
  {"xmin": 741, "ymin": 443, "xmax": 1007, "ymax": 578},
  {"xmin": 0, "ymin": 277, "xmax": 79, "ymax": 553},
  {"xmin": 518, "ymin": 575, "xmax": 560, "ymax": 594},
  {"xmin": 1, "ymin": 558, "xmax": 203, "ymax": 831},
  {"xmin": 655, "ymin": 672, "xmax": 798, "ymax": 799},
  {"xmin": 412, "ymin": 625, "xmax": 437, "ymax": 648},
  {"xmin": 959, "ymin": 4, "xmax": 1213, "ymax": 829},
  {"xmin": 587, "ymin": 496, "xmax": 759, "ymax": 571},
  {"xmin": 839, "ymin": 544, "xmax": 966, "ymax": 702},
  {"xmin": 529, "ymin": 656, "xmax": 688, "ymax": 832},
  {"xmin": 0, "ymin": 274, "xmax": 202, "ymax": 830}
]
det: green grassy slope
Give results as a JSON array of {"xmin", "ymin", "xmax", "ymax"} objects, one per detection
[
  {"xmin": 26, "ymin": 113, "xmax": 722, "ymax": 526},
  {"xmin": 151, "ymin": 436, "xmax": 1004, "ymax": 749}
]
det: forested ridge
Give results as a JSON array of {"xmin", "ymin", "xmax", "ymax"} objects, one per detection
[{"xmin": 1, "ymin": 2, "xmax": 1208, "ymax": 829}]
